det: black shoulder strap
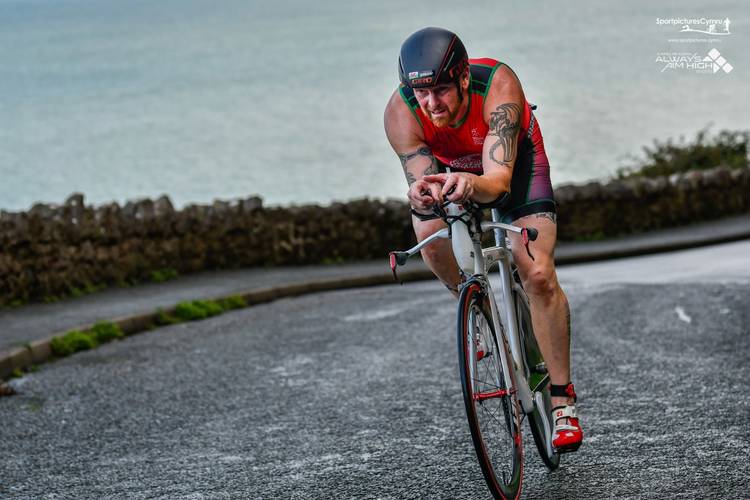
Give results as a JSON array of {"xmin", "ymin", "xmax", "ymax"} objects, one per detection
[
  {"xmin": 398, "ymin": 85, "xmax": 419, "ymax": 112},
  {"xmin": 470, "ymin": 63, "xmax": 493, "ymax": 95},
  {"xmin": 471, "ymin": 60, "xmax": 505, "ymax": 96}
]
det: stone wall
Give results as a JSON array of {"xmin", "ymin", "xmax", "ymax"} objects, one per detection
[
  {"xmin": 555, "ymin": 166, "xmax": 749, "ymax": 240},
  {"xmin": 1, "ymin": 165, "xmax": 748, "ymax": 306}
]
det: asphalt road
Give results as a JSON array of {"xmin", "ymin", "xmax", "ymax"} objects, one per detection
[{"xmin": 2, "ymin": 241, "xmax": 749, "ymax": 499}]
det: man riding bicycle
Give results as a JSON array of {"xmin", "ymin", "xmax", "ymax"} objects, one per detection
[{"xmin": 383, "ymin": 27, "xmax": 583, "ymax": 452}]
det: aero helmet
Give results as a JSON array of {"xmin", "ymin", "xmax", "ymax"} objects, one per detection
[{"xmin": 398, "ymin": 27, "xmax": 468, "ymax": 88}]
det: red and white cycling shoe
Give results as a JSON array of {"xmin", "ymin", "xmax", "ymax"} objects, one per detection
[{"xmin": 550, "ymin": 383, "xmax": 584, "ymax": 453}]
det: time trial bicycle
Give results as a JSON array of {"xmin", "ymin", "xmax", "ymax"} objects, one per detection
[{"xmin": 389, "ymin": 195, "xmax": 560, "ymax": 499}]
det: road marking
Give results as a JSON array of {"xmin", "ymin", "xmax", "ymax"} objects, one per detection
[{"xmin": 675, "ymin": 306, "xmax": 692, "ymax": 323}]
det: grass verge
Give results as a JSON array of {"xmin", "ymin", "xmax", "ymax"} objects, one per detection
[
  {"xmin": 155, "ymin": 296, "xmax": 246, "ymax": 325},
  {"xmin": 50, "ymin": 321, "xmax": 125, "ymax": 357},
  {"xmin": 4, "ymin": 294, "xmax": 248, "ymax": 386}
]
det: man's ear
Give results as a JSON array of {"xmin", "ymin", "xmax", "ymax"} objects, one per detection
[{"xmin": 460, "ymin": 66, "xmax": 471, "ymax": 92}]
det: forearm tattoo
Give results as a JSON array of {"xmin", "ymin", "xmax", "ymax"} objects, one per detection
[
  {"xmin": 398, "ymin": 146, "xmax": 438, "ymax": 185},
  {"xmin": 398, "ymin": 146, "xmax": 432, "ymax": 168},
  {"xmin": 488, "ymin": 103, "xmax": 521, "ymax": 167}
]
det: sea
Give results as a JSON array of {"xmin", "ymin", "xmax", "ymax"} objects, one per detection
[{"xmin": 1, "ymin": 0, "xmax": 748, "ymax": 210}]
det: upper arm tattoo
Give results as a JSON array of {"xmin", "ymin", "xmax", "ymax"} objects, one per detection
[
  {"xmin": 487, "ymin": 103, "xmax": 521, "ymax": 167},
  {"xmin": 397, "ymin": 146, "xmax": 439, "ymax": 185}
]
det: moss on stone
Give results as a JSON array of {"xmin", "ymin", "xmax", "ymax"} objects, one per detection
[
  {"xmin": 149, "ymin": 268, "xmax": 179, "ymax": 283},
  {"xmin": 218, "ymin": 295, "xmax": 247, "ymax": 310},
  {"xmin": 155, "ymin": 310, "xmax": 181, "ymax": 326},
  {"xmin": 50, "ymin": 330, "xmax": 97, "ymax": 356},
  {"xmin": 174, "ymin": 300, "xmax": 224, "ymax": 321},
  {"xmin": 90, "ymin": 321, "xmax": 124, "ymax": 343}
]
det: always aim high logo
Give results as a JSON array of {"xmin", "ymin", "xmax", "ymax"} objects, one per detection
[
  {"xmin": 703, "ymin": 49, "xmax": 733, "ymax": 73},
  {"xmin": 656, "ymin": 49, "xmax": 733, "ymax": 74}
]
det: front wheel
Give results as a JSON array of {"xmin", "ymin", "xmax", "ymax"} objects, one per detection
[{"xmin": 457, "ymin": 281, "xmax": 523, "ymax": 500}]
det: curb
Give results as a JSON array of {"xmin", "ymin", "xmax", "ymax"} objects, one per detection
[
  {"xmin": 554, "ymin": 227, "xmax": 750, "ymax": 265},
  {"xmin": 2, "ymin": 224, "xmax": 749, "ymax": 383},
  {"xmin": 0, "ymin": 269, "xmax": 432, "ymax": 381}
]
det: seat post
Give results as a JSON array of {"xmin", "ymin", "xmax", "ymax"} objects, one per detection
[{"xmin": 491, "ymin": 208, "xmax": 506, "ymax": 247}]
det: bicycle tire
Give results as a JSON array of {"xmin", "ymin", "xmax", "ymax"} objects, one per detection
[
  {"xmin": 457, "ymin": 280, "xmax": 523, "ymax": 500},
  {"xmin": 515, "ymin": 290, "xmax": 560, "ymax": 471}
]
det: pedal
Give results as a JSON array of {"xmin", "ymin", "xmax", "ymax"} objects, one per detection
[{"xmin": 554, "ymin": 442, "xmax": 582, "ymax": 454}]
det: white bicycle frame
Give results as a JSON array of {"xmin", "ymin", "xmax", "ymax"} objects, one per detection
[
  {"xmin": 394, "ymin": 202, "xmax": 555, "ymax": 456},
  {"xmin": 399, "ymin": 206, "xmax": 530, "ymax": 391}
]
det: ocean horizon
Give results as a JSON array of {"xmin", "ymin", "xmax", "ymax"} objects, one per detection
[{"xmin": 1, "ymin": 0, "xmax": 747, "ymax": 211}]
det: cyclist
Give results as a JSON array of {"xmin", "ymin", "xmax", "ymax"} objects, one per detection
[{"xmin": 383, "ymin": 27, "xmax": 583, "ymax": 452}]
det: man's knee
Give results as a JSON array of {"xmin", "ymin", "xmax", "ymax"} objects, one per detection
[
  {"xmin": 420, "ymin": 241, "xmax": 445, "ymax": 265},
  {"xmin": 519, "ymin": 261, "xmax": 558, "ymax": 301}
]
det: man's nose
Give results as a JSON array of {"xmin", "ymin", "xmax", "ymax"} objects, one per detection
[{"xmin": 426, "ymin": 91, "xmax": 439, "ymax": 108}]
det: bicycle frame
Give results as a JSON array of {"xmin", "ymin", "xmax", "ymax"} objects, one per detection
[
  {"xmin": 390, "ymin": 197, "xmax": 562, "ymax": 482},
  {"xmin": 390, "ymin": 204, "xmax": 536, "ymax": 413}
]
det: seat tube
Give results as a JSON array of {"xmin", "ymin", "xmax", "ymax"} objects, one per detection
[{"xmin": 491, "ymin": 209, "xmax": 504, "ymax": 246}]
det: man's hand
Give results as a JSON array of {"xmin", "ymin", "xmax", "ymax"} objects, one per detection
[
  {"xmin": 407, "ymin": 179, "xmax": 443, "ymax": 212},
  {"xmin": 423, "ymin": 173, "xmax": 475, "ymax": 204}
]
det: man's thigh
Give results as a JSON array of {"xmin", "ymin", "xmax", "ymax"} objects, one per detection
[
  {"xmin": 507, "ymin": 212, "xmax": 558, "ymax": 277},
  {"xmin": 412, "ymin": 215, "xmax": 448, "ymax": 242}
]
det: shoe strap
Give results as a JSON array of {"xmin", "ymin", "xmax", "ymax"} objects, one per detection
[
  {"xmin": 552, "ymin": 405, "xmax": 581, "ymax": 435},
  {"xmin": 552, "ymin": 404, "xmax": 577, "ymax": 422},
  {"xmin": 550, "ymin": 382, "xmax": 577, "ymax": 401}
]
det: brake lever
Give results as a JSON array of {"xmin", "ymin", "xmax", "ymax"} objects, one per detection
[
  {"xmin": 389, "ymin": 251, "xmax": 409, "ymax": 284},
  {"xmin": 521, "ymin": 227, "xmax": 537, "ymax": 261}
]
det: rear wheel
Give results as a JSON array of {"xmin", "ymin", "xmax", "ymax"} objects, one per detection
[
  {"xmin": 516, "ymin": 290, "xmax": 560, "ymax": 470},
  {"xmin": 457, "ymin": 281, "xmax": 523, "ymax": 500},
  {"xmin": 528, "ymin": 385, "xmax": 560, "ymax": 470}
]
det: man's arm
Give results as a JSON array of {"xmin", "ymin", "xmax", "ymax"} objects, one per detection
[
  {"xmin": 480, "ymin": 65, "xmax": 525, "ymax": 196},
  {"xmin": 395, "ymin": 146, "xmax": 439, "ymax": 187},
  {"xmin": 384, "ymin": 91, "xmax": 443, "ymax": 210}
]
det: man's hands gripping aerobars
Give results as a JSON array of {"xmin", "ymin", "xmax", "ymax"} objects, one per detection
[{"xmin": 407, "ymin": 176, "xmax": 444, "ymax": 213}]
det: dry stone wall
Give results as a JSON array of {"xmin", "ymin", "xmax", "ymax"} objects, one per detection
[
  {"xmin": 555, "ymin": 166, "xmax": 749, "ymax": 240},
  {"xmin": 1, "ymin": 165, "xmax": 748, "ymax": 306}
]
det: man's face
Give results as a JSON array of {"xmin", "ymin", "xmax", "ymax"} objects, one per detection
[
  {"xmin": 414, "ymin": 84, "xmax": 461, "ymax": 127},
  {"xmin": 412, "ymin": 70, "xmax": 470, "ymax": 128}
]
